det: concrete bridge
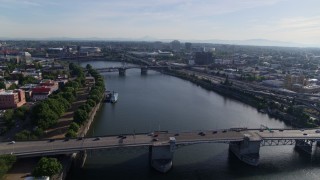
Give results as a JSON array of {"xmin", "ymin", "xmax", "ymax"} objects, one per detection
[
  {"xmin": 95, "ymin": 65, "xmax": 170, "ymax": 75},
  {"xmin": 95, "ymin": 64, "xmax": 208, "ymax": 75},
  {"xmin": 1, "ymin": 128, "xmax": 320, "ymax": 173}
]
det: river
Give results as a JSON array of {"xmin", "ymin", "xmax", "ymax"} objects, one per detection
[{"xmin": 67, "ymin": 61, "xmax": 320, "ymax": 180}]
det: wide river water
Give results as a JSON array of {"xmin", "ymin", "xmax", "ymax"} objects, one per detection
[{"xmin": 68, "ymin": 61, "xmax": 320, "ymax": 180}]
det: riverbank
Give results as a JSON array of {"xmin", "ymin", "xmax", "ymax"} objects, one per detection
[
  {"xmin": 62, "ymin": 66, "xmax": 106, "ymax": 179},
  {"xmin": 163, "ymin": 69, "xmax": 308, "ymax": 128},
  {"xmin": 61, "ymin": 95, "xmax": 104, "ymax": 180},
  {"xmin": 4, "ymin": 64, "xmax": 106, "ymax": 180},
  {"xmin": 78, "ymin": 95, "xmax": 104, "ymax": 137}
]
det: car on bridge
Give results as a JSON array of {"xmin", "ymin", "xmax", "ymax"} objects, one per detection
[
  {"xmin": 117, "ymin": 135, "xmax": 124, "ymax": 138},
  {"xmin": 94, "ymin": 137, "xmax": 101, "ymax": 141},
  {"xmin": 198, "ymin": 132, "xmax": 206, "ymax": 136}
]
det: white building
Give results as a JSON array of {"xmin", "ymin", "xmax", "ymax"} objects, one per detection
[
  {"xmin": 80, "ymin": 47, "xmax": 101, "ymax": 53},
  {"xmin": 18, "ymin": 52, "xmax": 32, "ymax": 64}
]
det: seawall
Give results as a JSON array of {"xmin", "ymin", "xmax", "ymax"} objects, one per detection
[{"xmin": 63, "ymin": 91, "xmax": 105, "ymax": 179}]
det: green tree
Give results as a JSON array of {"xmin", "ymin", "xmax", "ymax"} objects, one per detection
[
  {"xmin": 35, "ymin": 63, "xmax": 42, "ymax": 69},
  {"xmin": 4, "ymin": 109, "xmax": 14, "ymax": 127},
  {"xmin": 87, "ymin": 99, "xmax": 96, "ymax": 108},
  {"xmin": 0, "ymin": 155, "xmax": 16, "ymax": 178},
  {"xmin": 61, "ymin": 92, "xmax": 75, "ymax": 103},
  {"xmin": 64, "ymin": 87, "xmax": 76, "ymax": 96},
  {"xmin": 90, "ymin": 89, "xmax": 102, "ymax": 98},
  {"xmin": 14, "ymin": 106, "xmax": 29, "ymax": 120},
  {"xmin": 69, "ymin": 122, "xmax": 80, "ymax": 132},
  {"xmin": 73, "ymin": 109, "xmax": 88, "ymax": 124},
  {"xmin": 69, "ymin": 63, "xmax": 76, "ymax": 71},
  {"xmin": 42, "ymin": 74, "xmax": 55, "ymax": 80},
  {"xmin": 32, "ymin": 157, "xmax": 62, "ymax": 178},
  {"xmin": 91, "ymin": 86, "xmax": 103, "ymax": 93},
  {"xmin": 88, "ymin": 95, "xmax": 100, "ymax": 104},
  {"xmin": 7, "ymin": 83, "xmax": 18, "ymax": 90},
  {"xmin": 33, "ymin": 127, "xmax": 44, "ymax": 137},
  {"xmin": 65, "ymin": 129, "xmax": 77, "ymax": 138},
  {"xmin": 37, "ymin": 110, "xmax": 59, "ymax": 129},
  {"xmin": 76, "ymin": 77, "xmax": 85, "ymax": 87},
  {"xmin": 64, "ymin": 87, "xmax": 75, "ymax": 93},
  {"xmin": 0, "ymin": 82, "xmax": 5, "ymax": 89},
  {"xmin": 6, "ymin": 61, "xmax": 17, "ymax": 72},
  {"xmin": 15, "ymin": 130, "xmax": 37, "ymax": 140},
  {"xmin": 64, "ymin": 81, "xmax": 79, "ymax": 90},
  {"xmin": 46, "ymin": 98, "xmax": 64, "ymax": 116},
  {"xmin": 86, "ymin": 64, "xmax": 92, "ymax": 70},
  {"xmin": 95, "ymin": 81, "xmax": 104, "ymax": 88},
  {"xmin": 51, "ymin": 95, "xmax": 70, "ymax": 110},
  {"xmin": 79, "ymin": 104, "xmax": 92, "ymax": 113},
  {"xmin": 19, "ymin": 76, "xmax": 38, "ymax": 85},
  {"xmin": 31, "ymin": 103, "xmax": 59, "ymax": 129},
  {"xmin": 69, "ymin": 63, "xmax": 84, "ymax": 77}
]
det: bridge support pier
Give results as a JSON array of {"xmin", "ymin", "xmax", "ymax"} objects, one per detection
[
  {"xmin": 74, "ymin": 150, "xmax": 87, "ymax": 168},
  {"xmin": 141, "ymin": 67, "xmax": 148, "ymax": 75},
  {"xmin": 229, "ymin": 139, "xmax": 261, "ymax": 166},
  {"xmin": 118, "ymin": 68, "xmax": 126, "ymax": 76},
  {"xmin": 295, "ymin": 140, "xmax": 313, "ymax": 154},
  {"xmin": 149, "ymin": 140, "xmax": 176, "ymax": 173}
]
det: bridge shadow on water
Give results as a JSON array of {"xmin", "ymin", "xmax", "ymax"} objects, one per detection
[
  {"xmin": 67, "ymin": 145, "xmax": 320, "ymax": 180},
  {"xmin": 225, "ymin": 146, "xmax": 320, "ymax": 180}
]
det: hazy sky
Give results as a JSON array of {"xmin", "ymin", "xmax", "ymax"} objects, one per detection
[{"xmin": 0, "ymin": 0, "xmax": 320, "ymax": 44}]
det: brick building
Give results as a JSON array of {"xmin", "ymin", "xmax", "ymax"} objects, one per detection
[
  {"xmin": 32, "ymin": 86, "xmax": 51, "ymax": 101},
  {"xmin": 0, "ymin": 89, "xmax": 26, "ymax": 109}
]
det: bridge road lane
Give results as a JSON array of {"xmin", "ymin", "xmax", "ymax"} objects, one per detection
[
  {"xmin": 252, "ymin": 129, "xmax": 320, "ymax": 140},
  {"xmin": 0, "ymin": 140, "xmax": 62, "ymax": 155},
  {"xmin": 81, "ymin": 135, "xmax": 155, "ymax": 149},
  {"xmin": 0, "ymin": 139, "xmax": 88, "ymax": 155},
  {"xmin": 1, "ymin": 129, "xmax": 320, "ymax": 157},
  {"xmin": 0, "ymin": 131, "xmax": 247, "ymax": 156},
  {"xmin": 0, "ymin": 135, "xmax": 159, "ymax": 156},
  {"xmin": 156, "ymin": 130, "xmax": 246, "ymax": 145}
]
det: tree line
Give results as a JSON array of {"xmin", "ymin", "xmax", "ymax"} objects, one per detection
[
  {"xmin": 0, "ymin": 155, "xmax": 16, "ymax": 178},
  {"xmin": 66, "ymin": 64, "xmax": 105, "ymax": 138},
  {"xmin": 15, "ymin": 63, "xmax": 86, "ymax": 140}
]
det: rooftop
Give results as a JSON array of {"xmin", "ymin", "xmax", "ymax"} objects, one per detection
[{"xmin": 0, "ymin": 90, "xmax": 15, "ymax": 95}]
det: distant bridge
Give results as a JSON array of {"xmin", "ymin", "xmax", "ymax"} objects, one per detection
[
  {"xmin": 1, "ymin": 128, "xmax": 320, "ymax": 172},
  {"xmin": 94, "ymin": 64, "xmax": 208, "ymax": 75},
  {"xmin": 94, "ymin": 65, "xmax": 170, "ymax": 75}
]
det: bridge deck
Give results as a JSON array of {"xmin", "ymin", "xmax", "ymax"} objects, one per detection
[
  {"xmin": 251, "ymin": 129, "xmax": 320, "ymax": 140},
  {"xmin": 0, "ymin": 129, "xmax": 320, "ymax": 157}
]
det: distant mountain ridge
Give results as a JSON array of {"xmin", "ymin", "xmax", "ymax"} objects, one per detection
[{"xmin": 0, "ymin": 36, "xmax": 319, "ymax": 48}]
